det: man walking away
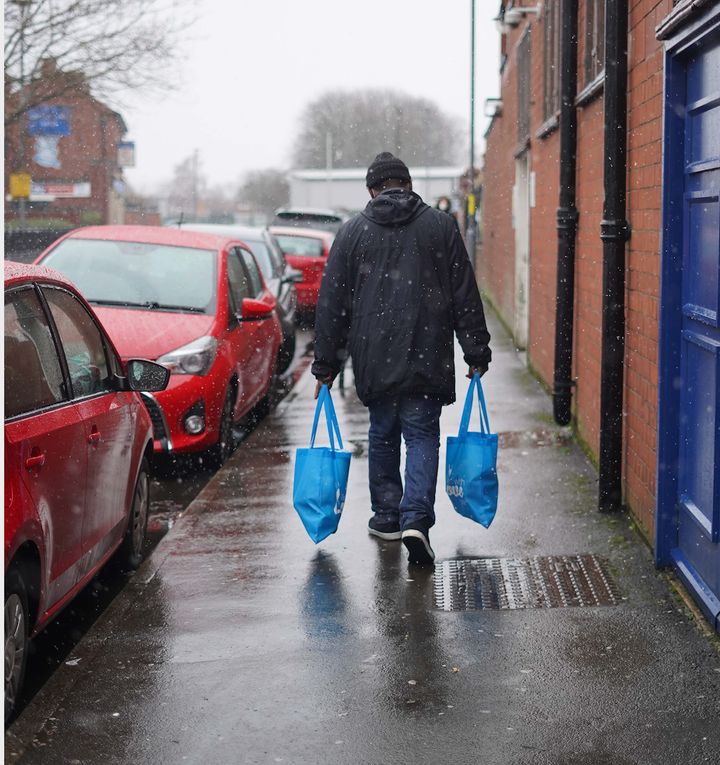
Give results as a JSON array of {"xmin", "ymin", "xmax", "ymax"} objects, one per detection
[{"xmin": 312, "ymin": 152, "xmax": 491, "ymax": 565}]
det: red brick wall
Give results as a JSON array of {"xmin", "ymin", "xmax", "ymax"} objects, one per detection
[
  {"xmin": 527, "ymin": 6, "xmax": 559, "ymax": 388},
  {"xmin": 481, "ymin": 12, "xmax": 560, "ymax": 388},
  {"xmin": 481, "ymin": 0, "xmax": 673, "ymax": 541},
  {"xmin": 623, "ymin": 0, "xmax": 671, "ymax": 537},
  {"xmin": 527, "ymin": 132, "xmax": 559, "ymax": 387},
  {"xmin": 573, "ymin": 95, "xmax": 605, "ymax": 454},
  {"xmin": 480, "ymin": 116, "xmax": 515, "ymax": 320},
  {"xmin": 479, "ymin": 21, "xmax": 527, "ymax": 322}
]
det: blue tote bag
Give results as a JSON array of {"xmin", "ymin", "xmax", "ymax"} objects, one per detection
[
  {"xmin": 445, "ymin": 373, "xmax": 499, "ymax": 528},
  {"xmin": 293, "ymin": 385, "xmax": 352, "ymax": 543}
]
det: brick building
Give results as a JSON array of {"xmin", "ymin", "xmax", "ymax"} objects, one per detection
[
  {"xmin": 480, "ymin": 0, "xmax": 719, "ymax": 630},
  {"xmin": 5, "ymin": 60, "xmax": 128, "ymax": 227}
]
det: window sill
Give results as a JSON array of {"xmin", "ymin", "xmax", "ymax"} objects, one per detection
[
  {"xmin": 656, "ymin": 0, "xmax": 715, "ymax": 40},
  {"xmin": 514, "ymin": 137, "xmax": 531, "ymax": 158},
  {"xmin": 576, "ymin": 73, "xmax": 604, "ymax": 107},
  {"xmin": 536, "ymin": 114, "xmax": 559, "ymax": 139}
]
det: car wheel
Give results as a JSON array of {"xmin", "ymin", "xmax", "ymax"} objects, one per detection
[
  {"xmin": 115, "ymin": 457, "xmax": 150, "ymax": 571},
  {"xmin": 276, "ymin": 330, "xmax": 296, "ymax": 375},
  {"xmin": 207, "ymin": 386, "xmax": 235, "ymax": 469},
  {"xmin": 5, "ymin": 569, "xmax": 29, "ymax": 725}
]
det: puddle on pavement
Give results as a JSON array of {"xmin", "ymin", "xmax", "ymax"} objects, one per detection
[
  {"xmin": 497, "ymin": 428, "xmax": 573, "ymax": 449},
  {"xmin": 147, "ymin": 502, "xmax": 184, "ymax": 542}
]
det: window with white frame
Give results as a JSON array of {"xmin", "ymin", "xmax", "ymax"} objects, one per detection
[
  {"xmin": 585, "ymin": 0, "xmax": 606, "ymax": 84},
  {"xmin": 543, "ymin": 0, "xmax": 561, "ymax": 120},
  {"xmin": 517, "ymin": 29, "xmax": 532, "ymax": 144}
]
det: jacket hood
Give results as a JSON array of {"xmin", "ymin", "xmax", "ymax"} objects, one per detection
[{"xmin": 361, "ymin": 189, "xmax": 428, "ymax": 226}]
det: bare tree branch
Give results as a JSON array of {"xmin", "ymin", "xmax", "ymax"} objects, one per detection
[
  {"xmin": 237, "ymin": 169, "xmax": 289, "ymax": 217},
  {"xmin": 4, "ymin": 0, "xmax": 193, "ymax": 126},
  {"xmin": 292, "ymin": 89, "xmax": 464, "ymax": 169}
]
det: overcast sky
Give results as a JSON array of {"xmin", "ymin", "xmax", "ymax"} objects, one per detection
[{"xmin": 122, "ymin": 0, "xmax": 501, "ymax": 194}]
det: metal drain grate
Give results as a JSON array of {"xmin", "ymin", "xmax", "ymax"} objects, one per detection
[{"xmin": 434, "ymin": 555, "xmax": 621, "ymax": 611}]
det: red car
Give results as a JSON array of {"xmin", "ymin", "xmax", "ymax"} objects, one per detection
[
  {"xmin": 269, "ymin": 226, "xmax": 334, "ymax": 311},
  {"xmin": 36, "ymin": 226, "xmax": 282, "ymax": 465},
  {"xmin": 4, "ymin": 262, "xmax": 170, "ymax": 722}
]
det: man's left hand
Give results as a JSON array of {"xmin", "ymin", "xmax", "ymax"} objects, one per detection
[
  {"xmin": 467, "ymin": 365, "xmax": 488, "ymax": 379},
  {"xmin": 314, "ymin": 376, "xmax": 335, "ymax": 399}
]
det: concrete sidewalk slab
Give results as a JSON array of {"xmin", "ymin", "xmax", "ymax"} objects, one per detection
[{"xmin": 6, "ymin": 312, "xmax": 720, "ymax": 765}]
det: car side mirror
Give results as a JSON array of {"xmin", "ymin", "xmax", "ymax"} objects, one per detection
[
  {"xmin": 239, "ymin": 297, "xmax": 274, "ymax": 321},
  {"xmin": 282, "ymin": 267, "xmax": 303, "ymax": 284},
  {"xmin": 126, "ymin": 359, "xmax": 171, "ymax": 392}
]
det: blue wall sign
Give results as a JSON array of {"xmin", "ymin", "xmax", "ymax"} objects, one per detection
[{"xmin": 27, "ymin": 106, "xmax": 71, "ymax": 136}]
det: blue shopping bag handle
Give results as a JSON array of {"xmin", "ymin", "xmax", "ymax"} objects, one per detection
[
  {"xmin": 309, "ymin": 384, "xmax": 344, "ymax": 451},
  {"xmin": 458, "ymin": 373, "xmax": 491, "ymax": 437}
]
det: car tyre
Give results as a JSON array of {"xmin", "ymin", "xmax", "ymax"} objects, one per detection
[
  {"xmin": 115, "ymin": 457, "xmax": 150, "ymax": 571},
  {"xmin": 276, "ymin": 330, "xmax": 296, "ymax": 375},
  {"xmin": 5, "ymin": 569, "xmax": 29, "ymax": 725},
  {"xmin": 207, "ymin": 386, "xmax": 235, "ymax": 469}
]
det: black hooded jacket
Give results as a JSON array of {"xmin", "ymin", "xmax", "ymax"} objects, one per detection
[{"xmin": 312, "ymin": 188, "xmax": 491, "ymax": 406}]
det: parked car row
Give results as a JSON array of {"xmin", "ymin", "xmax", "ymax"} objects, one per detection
[
  {"xmin": 271, "ymin": 206, "xmax": 348, "ymax": 233},
  {"xmin": 176, "ymin": 223, "xmax": 303, "ymax": 372},
  {"xmin": 269, "ymin": 227, "xmax": 334, "ymax": 315},
  {"xmin": 35, "ymin": 226, "xmax": 285, "ymax": 464},
  {"xmin": 4, "ymin": 218, "xmax": 337, "ymax": 722}
]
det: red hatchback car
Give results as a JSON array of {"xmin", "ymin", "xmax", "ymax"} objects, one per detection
[
  {"xmin": 4, "ymin": 262, "xmax": 170, "ymax": 722},
  {"xmin": 37, "ymin": 226, "xmax": 282, "ymax": 465},
  {"xmin": 269, "ymin": 227, "xmax": 334, "ymax": 311}
]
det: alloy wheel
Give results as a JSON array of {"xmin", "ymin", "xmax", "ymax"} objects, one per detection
[
  {"xmin": 5, "ymin": 592, "xmax": 26, "ymax": 722},
  {"xmin": 130, "ymin": 469, "xmax": 150, "ymax": 558},
  {"xmin": 219, "ymin": 390, "xmax": 234, "ymax": 462}
]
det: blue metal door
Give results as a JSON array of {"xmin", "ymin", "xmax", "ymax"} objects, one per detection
[{"xmin": 657, "ymin": 13, "xmax": 720, "ymax": 631}]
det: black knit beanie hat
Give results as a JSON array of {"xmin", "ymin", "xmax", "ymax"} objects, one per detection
[{"xmin": 365, "ymin": 152, "xmax": 411, "ymax": 189}]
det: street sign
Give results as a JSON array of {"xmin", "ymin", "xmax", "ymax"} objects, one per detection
[
  {"xmin": 117, "ymin": 141, "xmax": 135, "ymax": 167},
  {"xmin": 9, "ymin": 173, "xmax": 31, "ymax": 199},
  {"xmin": 27, "ymin": 106, "xmax": 71, "ymax": 136},
  {"xmin": 30, "ymin": 181, "xmax": 91, "ymax": 199}
]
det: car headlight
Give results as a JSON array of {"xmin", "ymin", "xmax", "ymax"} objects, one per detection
[{"xmin": 156, "ymin": 336, "xmax": 218, "ymax": 376}]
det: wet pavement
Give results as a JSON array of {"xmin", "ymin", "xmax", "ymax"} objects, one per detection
[
  {"xmin": 6, "ymin": 312, "xmax": 720, "ymax": 765},
  {"xmin": 10, "ymin": 332, "xmax": 315, "ymax": 719},
  {"xmin": 12, "ymin": 468, "xmax": 211, "ymax": 716}
]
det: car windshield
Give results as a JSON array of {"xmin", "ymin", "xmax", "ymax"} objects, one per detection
[
  {"xmin": 274, "ymin": 235, "xmax": 324, "ymax": 258},
  {"xmin": 42, "ymin": 238, "xmax": 217, "ymax": 314},
  {"xmin": 244, "ymin": 240, "xmax": 273, "ymax": 278}
]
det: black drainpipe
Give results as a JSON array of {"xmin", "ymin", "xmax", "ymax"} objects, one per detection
[
  {"xmin": 598, "ymin": 0, "xmax": 631, "ymax": 512},
  {"xmin": 552, "ymin": 0, "xmax": 579, "ymax": 426}
]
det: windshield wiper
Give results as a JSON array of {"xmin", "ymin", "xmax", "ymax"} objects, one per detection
[
  {"xmin": 138, "ymin": 301, "xmax": 207, "ymax": 313},
  {"xmin": 89, "ymin": 299, "xmax": 206, "ymax": 313}
]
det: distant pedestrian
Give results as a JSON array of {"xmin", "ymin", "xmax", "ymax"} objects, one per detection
[
  {"xmin": 312, "ymin": 152, "xmax": 491, "ymax": 565},
  {"xmin": 435, "ymin": 195, "xmax": 454, "ymax": 216}
]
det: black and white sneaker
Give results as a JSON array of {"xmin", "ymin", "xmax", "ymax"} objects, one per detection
[
  {"xmin": 368, "ymin": 517, "xmax": 402, "ymax": 541},
  {"xmin": 402, "ymin": 526, "xmax": 435, "ymax": 565}
]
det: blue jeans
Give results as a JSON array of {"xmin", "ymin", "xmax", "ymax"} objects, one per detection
[{"xmin": 368, "ymin": 394, "xmax": 443, "ymax": 530}]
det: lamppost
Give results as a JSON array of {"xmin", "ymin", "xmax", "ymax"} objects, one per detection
[
  {"xmin": 14, "ymin": 0, "xmax": 32, "ymax": 227},
  {"xmin": 466, "ymin": 0, "xmax": 477, "ymax": 268},
  {"xmin": 325, "ymin": 131, "xmax": 332, "ymax": 207}
]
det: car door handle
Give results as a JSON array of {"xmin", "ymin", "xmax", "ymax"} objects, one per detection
[
  {"xmin": 87, "ymin": 428, "xmax": 101, "ymax": 445},
  {"xmin": 25, "ymin": 451, "xmax": 46, "ymax": 470}
]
